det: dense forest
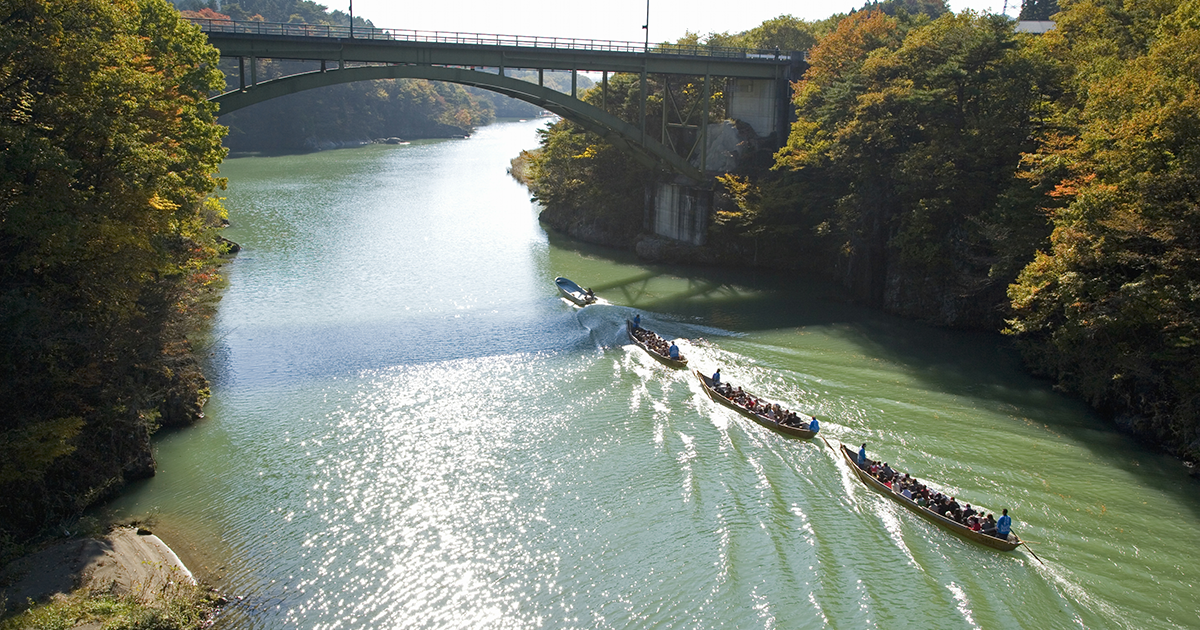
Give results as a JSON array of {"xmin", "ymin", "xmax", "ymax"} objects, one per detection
[
  {"xmin": 0, "ymin": 0, "xmax": 228, "ymax": 553},
  {"xmin": 523, "ymin": 0, "xmax": 1200, "ymax": 464},
  {"xmin": 174, "ymin": 0, "xmax": 585, "ymax": 153}
]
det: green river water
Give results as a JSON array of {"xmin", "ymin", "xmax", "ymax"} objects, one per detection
[{"xmin": 106, "ymin": 119, "xmax": 1200, "ymax": 629}]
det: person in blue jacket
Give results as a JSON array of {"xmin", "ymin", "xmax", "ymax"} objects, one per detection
[
  {"xmin": 632, "ymin": 314, "xmax": 641, "ymax": 330},
  {"xmin": 857, "ymin": 443, "xmax": 868, "ymax": 468},
  {"xmin": 808, "ymin": 416, "xmax": 819, "ymax": 433},
  {"xmin": 668, "ymin": 342, "xmax": 680, "ymax": 360},
  {"xmin": 996, "ymin": 508, "xmax": 1013, "ymax": 538},
  {"xmin": 712, "ymin": 368, "xmax": 721, "ymax": 385}
]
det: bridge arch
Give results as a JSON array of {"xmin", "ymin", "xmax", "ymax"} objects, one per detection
[{"xmin": 215, "ymin": 66, "xmax": 704, "ymax": 181}]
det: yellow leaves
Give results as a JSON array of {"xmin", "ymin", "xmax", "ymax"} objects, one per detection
[
  {"xmin": 571, "ymin": 146, "xmax": 600, "ymax": 160},
  {"xmin": 148, "ymin": 194, "xmax": 179, "ymax": 211}
]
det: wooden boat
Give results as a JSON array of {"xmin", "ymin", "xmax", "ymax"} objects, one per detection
[
  {"xmin": 555, "ymin": 276, "xmax": 596, "ymax": 306},
  {"xmin": 833, "ymin": 441, "xmax": 1021, "ymax": 551},
  {"xmin": 695, "ymin": 371, "xmax": 817, "ymax": 438},
  {"xmin": 626, "ymin": 319, "xmax": 688, "ymax": 368}
]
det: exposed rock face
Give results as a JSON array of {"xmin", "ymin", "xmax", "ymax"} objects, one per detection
[{"xmin": 696, "ymin": 120, "xmax": 758, "ymax": 174}]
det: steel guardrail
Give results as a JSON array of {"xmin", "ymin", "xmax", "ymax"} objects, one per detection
[{"xmin": 187, "ymin": 18, "xmax": 795, "ymax": 61}]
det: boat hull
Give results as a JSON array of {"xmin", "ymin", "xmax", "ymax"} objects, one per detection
[
  {"xmin": 555, "ymin": 276, "xmax": 595, "ymax": 306},
  {"xmin": 695, "ymin": 371, "xmax": 816, "ymax": 438},
  {"xmin": 835, "ymin": 442, "xmax": 1020, "ymax": 551},
  {"xmin": 626, "ymin": 320, "xmax": 688, "ymax": 368}
]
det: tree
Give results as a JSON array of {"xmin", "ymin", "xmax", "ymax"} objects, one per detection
[
  {"xmin": 0, "ymin": 0, "xmax": 227, "ymax": 537},
  {"xmin": 1006, "ymin": 0, "xmax": 1200, "ymax": 459},
  {"xmin": 772, "ymin": 10, "xmax": 1060, "ymax": 324},
  {"xmin": 1019, "ymin": 0, "xmax": 1059, "ymax": 20}
]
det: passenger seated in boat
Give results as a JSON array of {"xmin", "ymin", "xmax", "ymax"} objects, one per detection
[
  {"xmin": 962, "ymin": 504, "xmax": 976, "ymax": 520},
  {"xmin": 857, "ymin": 444, "xmax": 868, "ymax": 468},
  {"xmin": 881, "ymin": 463, "xmax": 895, "ymax": 481},
  {"xmin": 982, "ymin": 514, "xmax": 997, "ymax": 536},
  {"xmin": 969, "ymin": 517, "xmax": 982, "ymax": 532},
  {"xmin": 901, "ymin": 486, "xmax": 913, "ymax": 499},
  {"xmin": 916, "ymin": 494, "xmax": 928, "ymax": 507},
  {"xmin": 668, "ymin": 342, "xmax": 679, "ymax": 360},
  {"xmin": 584, "ymin": 288, "xmax": 595, "ymax": 299}
]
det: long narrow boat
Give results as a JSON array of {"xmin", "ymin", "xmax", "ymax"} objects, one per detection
[
  {"xmin": 555, "ymin": 276, "xmax": 596, "ymax": 306},
  {"xmin": 833, "ymin": 441, "xmax": 1021, "ymax": 551},
  {"xmin": 626, "ymin": 319, "xmax": 688, "ymax": 368},
  {"xmin": 695, "ymin": 371, "xmax": 817, "ymax": 438}
]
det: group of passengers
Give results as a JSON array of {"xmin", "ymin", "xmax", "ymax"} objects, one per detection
[
  {"xmin": 630, "ymin": 315, "xmax": 681, "ymax": 360},
  {"xmin": 856, "ymin": 443, "xmax": 1013, "ymax": 540},
  {"xmin": 710, "ymin": 369, "xmax": 819, "ymax": 432}
]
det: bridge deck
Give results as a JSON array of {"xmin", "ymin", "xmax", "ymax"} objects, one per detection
[{"xmin": 192, "ymin": 19, "xmax": 802, "ymax": 79}]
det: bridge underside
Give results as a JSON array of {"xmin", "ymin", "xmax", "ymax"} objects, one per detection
[{"xmin": 216, "ymin": 65, "xmax": 705, "ymax": 180}]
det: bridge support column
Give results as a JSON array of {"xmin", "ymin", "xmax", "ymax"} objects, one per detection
[
  {"xmin": 602, "ymin": 71, "xmax": 608, "ymax": 112},
  {"xmin": 250, "ymin": 56, "xmax": 257, "ymax": 87},
  {"xmin": 651, "ymin": 182, "xmax": 711, "ymax": 245},
  {"xmin": 538, "ymin": 68, "xmax": 543, "ymax": 87},
  {"xmin": 238, "ymin": 57, "xmax": 245, "ymax": 91},
  {"xmin": 727, "ymin": 78, "xmax": 779, "ymax": 138},
  {"xmin": 571, "ymin": 69, "xmax": 577, "ymax": 98},
  {"xmin": 639, "ymin": 64, "xmax": 648, "ymax": 144},
  {"xmin": 701, "ymin": 73, "xmax": 710, "ymax": 174}
]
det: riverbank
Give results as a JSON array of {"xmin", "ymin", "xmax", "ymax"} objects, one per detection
[{"xmin": 0, "ymin": 527, "xmax": 216, "ymax": 628}]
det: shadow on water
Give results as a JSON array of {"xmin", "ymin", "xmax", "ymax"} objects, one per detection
[{"xmin": 546, "ymin": 232, "xmax": 1200, "ymax": 512}]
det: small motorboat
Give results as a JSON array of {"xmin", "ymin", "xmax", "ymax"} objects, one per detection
[{"xmin": 555, "ymin": 277, "xmax": 596, "ymax": 306}]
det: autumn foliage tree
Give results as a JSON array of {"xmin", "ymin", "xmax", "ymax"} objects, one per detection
[
  {"xmin": 0, "ymin": 0, "xmax": 228, "ymax": 541},
  {"xmin": 1006, "ymin": 0, "xmax": 1200, "ymax": 459}
]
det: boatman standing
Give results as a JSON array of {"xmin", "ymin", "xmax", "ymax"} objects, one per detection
[
  {"xmin": 668, "ymin": 342, "xmax": 680, "ymax": 360},
  {"xmin": 857, "ymin": 443, "xmax": 868, "ymax": 468},
  {"xmin": 996, "ymin": 508, "xmax": 1012, "ymax": 539},
  {"xmin": 712, "ymin": 369, "xmax": 721, "ymax": 385},
  {"xmin": 809, "ymin": 416, "xmax": 819, "ymax": 433},
  {"xmin": 633, "ymin": 314, "xmax": 641, "ymax": 330}
]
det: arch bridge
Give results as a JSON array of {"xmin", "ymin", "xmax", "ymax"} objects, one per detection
[{"xmin": 192, "ymin": 19, "xmax": 806, "ymax": 182}]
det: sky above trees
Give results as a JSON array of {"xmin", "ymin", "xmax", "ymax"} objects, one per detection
[{"xmin": 347, "ymin": 0, "xmax": 1015, "ymax": 44}]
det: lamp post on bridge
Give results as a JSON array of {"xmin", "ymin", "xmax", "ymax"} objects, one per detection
[{"xmin": 642, "ymin": 0, "xmax": 649, "ymax": 52}]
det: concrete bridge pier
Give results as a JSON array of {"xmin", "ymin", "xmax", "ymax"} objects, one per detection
[{"xmin": 647, "ymin": 181, "xmax": 712, "ymax": 246}]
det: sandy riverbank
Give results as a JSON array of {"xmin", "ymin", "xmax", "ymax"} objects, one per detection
[{"xmin": 0, "ymin": 527, "xmax": 196, "ymax": 617}]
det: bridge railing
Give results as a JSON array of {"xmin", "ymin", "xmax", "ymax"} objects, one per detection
[{"xmin": 188, "ymin": 18, "xmax": 792, "ymax": 60}]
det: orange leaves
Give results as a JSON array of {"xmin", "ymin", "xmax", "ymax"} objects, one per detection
[{"xmin": 805, "ymin": 10, "xmax": 900, "ymax": 87}]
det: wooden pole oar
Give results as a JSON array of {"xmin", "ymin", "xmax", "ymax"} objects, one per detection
[{"xmin": 1020, "ymin": 541, "xmax": 1045, "ymax": 565}]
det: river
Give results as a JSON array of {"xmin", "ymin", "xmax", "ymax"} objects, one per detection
[{"xmin": 106, "ymin": 119, "xmax": 1200, "ymax": 629}]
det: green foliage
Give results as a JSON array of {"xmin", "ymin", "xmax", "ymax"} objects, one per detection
[
  {"xmin": 1019, "ymin": 0, "xmax": 1060, "ymax": 20},
  {"xmin": 862, "ymin": 0, "xmax": 951, "ymax": 19},
  {"xmin": 766, "ymin": 9, "xmax": 1061, "ymax": 316},
  {"xmin": 1006, "ymin": 0, "xmax": 1200, "ymax": 457},
  {"xmin": 0, "ymin": 0, "xmax": 227, "ymax": 538}
]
